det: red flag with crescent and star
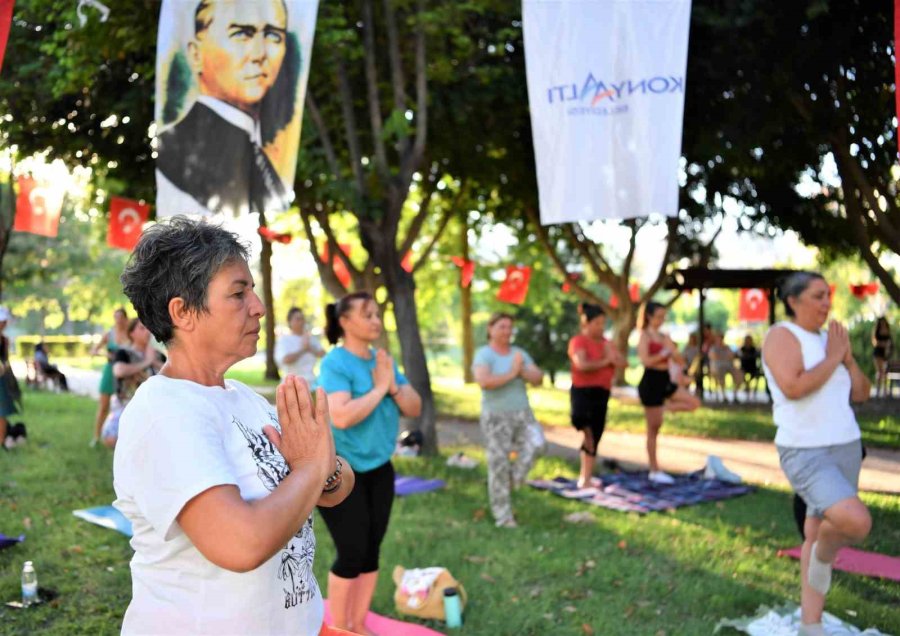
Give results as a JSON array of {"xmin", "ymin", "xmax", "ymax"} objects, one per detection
[
  {"xmin": 321, "ymin": 243, "xmax": 353, "ymax": 289},
  {"xmin": 0, "ymin": 0, "xmax": 13, "ymax": 74},
  {"xmin": 739, "ymin": 288, "xmax": 769, "ymax": 322},
  {"xmin": 451, "ymin": 256, "xmax": 475, "ymax": 289},
  {"xmin": 496, "ymin": 265, "xmax": 532, "ymax": 305},
  {"xmin": 108, "ymin": 197, "xmax": 150, "ymax": 250},
  {"xmin": 14, "ymin": 175, "xmax": 63, "ymax": 237}
]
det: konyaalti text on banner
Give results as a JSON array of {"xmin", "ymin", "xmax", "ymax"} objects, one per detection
[{"xmin": 523, "ymin": 0, "xmax": 692, "ymax": 224}]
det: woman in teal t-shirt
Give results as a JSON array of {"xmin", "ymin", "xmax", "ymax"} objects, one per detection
[
  {"xmin": 472, "ymin": 312, "xmax": 545, "ymax": 528},
  {"xmin": 317, "ymin": 291, "xmax": 422, "ymax": 635}
]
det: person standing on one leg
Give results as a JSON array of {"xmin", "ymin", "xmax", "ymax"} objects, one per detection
[
  {"xmin": 473, "ymin": 312, "xmax": 545, "ymax": 528},
  {"xmin": 317, "ymin": 292, "xmax": 422, "ymax": 636},
  {"xmin": 762, "ymin": 272, "xmax": 872, "ymax": 636},
  {"xmin": 637, "ymin": 301, "xmax": 700, "ymax": 485},
  {"xmin": 568, "ymin": 303, "xmax": 626, "ymax": 488}
]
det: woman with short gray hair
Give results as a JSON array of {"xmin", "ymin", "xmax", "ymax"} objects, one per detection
[
  {"xmin": 114, "ymin": 216, "xmax": 353, "ymax": 635},
  {"xmin": 762, "ymin": 272, "xmax": 871, "ymax": 636}
]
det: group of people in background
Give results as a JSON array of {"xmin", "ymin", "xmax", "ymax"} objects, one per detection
[{"xmin": 14, "ymin": 219, "xmax": 891, "ymax": 636}]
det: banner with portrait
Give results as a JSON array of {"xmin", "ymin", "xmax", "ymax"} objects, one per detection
[
  {"xmin": 523, "ymin": 0, "xmax": 691, "ymax": 224},
  {"xmin": 155, "ymin": 0, "xmax": 319, "ymax": 217}
]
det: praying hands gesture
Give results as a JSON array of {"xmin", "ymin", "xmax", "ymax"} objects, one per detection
[{"xmin": 266, "ymin": 375, "xmax": 352, "ymax": 507}]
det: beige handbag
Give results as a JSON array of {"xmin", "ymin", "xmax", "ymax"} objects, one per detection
[{"xmin": 392, "ymin": 565, "xmax": 467, "ymax": 621}]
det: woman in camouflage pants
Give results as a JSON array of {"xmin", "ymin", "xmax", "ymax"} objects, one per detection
[{"xmin": 472, "ymin": 313, "xmax": 545, "ymax": 528}]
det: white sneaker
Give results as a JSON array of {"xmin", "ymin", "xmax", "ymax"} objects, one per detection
[{"xmin": 648, "ymin": 470, "xmax": 675, "ymax": 485}]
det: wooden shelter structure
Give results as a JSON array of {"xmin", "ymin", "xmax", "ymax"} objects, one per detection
[{"xmin": 664, "ymin": 267, "xmax": 803, "ymax": 399}]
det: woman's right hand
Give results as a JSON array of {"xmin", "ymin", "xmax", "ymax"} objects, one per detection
[
  {"xmin": 826, "ymin": 320, "xmax": 850, "ymax": 363},
  {"xmin": 267, "ymin": 375, "xmax": 335, "ymax": 477},
  {"xmin": 372, "ymin": 349, "xmax": 395, "ymax": 392}
]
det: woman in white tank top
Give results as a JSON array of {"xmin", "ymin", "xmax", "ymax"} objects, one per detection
[{"xmin": 762, "ymin": 273, "xmax": 871, "ymax": 636}]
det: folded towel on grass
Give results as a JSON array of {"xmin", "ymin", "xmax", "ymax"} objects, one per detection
[{"xmin": 714, "ymin": 603, "xmax": 888, "ymax": 635}]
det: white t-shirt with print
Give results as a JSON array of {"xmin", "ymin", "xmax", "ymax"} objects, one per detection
[
  {"xmin": 275, "ymin": 333, "xmax": 324, "ymax": 384},
  {"xmin": 113, "ymin": 375, "xmax": 323, "ymax": 635}
]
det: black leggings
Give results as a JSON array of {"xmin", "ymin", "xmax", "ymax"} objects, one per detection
[
  {"xmin": 570, "ymin": 386, "xmax": 610, "ymax": 456},
  {"xmin": 318, "ymin": 460, "xmax": 395, "ymax": 578}
]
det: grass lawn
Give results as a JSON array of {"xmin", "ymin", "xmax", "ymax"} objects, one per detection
[
  {"xmin": 0, "ymin": 390, "xmax": 898, "ymax": 635},
  {"xmin": 433, "ymin": 378, "xmax": 900, "ymax": 450}
]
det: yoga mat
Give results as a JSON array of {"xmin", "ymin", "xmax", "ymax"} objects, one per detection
[
  {"xmin": 777, "ymin": 545, "xmax": 900, "ymax": 582},
  {"xmin": 323, "ymin": 599, "xmax": 446, "ymax": 636},
  {"xmin": 714, "ymin": 602, "xmax": 888, "ymax": 635},
  {"xmin": 0, "ymin": 533, "xmax": 24, "ymax": 550},
  {"xmin": 528, "ymin": 471, "xmax": 753, "ymax": 514},
  {"xmin": 73, "ymin": 506, "xmax": 133, "ymax": 537},
  {"xmin": 395, "ymin": 475, "xmax": 445, "ymax": 497}
]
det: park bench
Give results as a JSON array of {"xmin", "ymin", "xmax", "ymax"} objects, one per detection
[{"xmin": 886, "ymin": 360, "xmax": 900, "ymax": 398}]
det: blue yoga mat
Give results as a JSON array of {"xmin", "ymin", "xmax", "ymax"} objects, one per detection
[
  {"xmin": 73, "ymin": 506, "xmax": 133, "ymax": 537},
  {"xmin": 0, "ymin": 533, "xmax": 24, "ymax": 551},
  {"xmin": 394, "ymin": 475, "xmax": 445, "ymax": 497}
]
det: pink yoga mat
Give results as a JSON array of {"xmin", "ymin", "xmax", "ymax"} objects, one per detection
[
  {"xmin": 777, "ymin": 546, "xmax": 900, "ymax": 582},
  {"xmin": 323, "ymin": 600, "xmax": 446, "ymax": 636}
]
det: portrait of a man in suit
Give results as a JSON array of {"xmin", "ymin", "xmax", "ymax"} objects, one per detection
[{"xmin": 156, "ymin": 0, "xmax": 301, "ymax": 216}]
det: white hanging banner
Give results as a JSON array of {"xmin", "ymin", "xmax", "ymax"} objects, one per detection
[
  {"xmin": 155, "ymin": 0, "xmax": 319, "ymax": 217},
  {"xmin": 524, "ymin": 0, "xmax": 691, "ymax": 224}
]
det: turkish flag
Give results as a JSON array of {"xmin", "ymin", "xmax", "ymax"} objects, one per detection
[
  {"xmin": 496, "ymin": 265, "xmax": 531, "ymax": 305},
  {"xmin": 14, "ymin": 175, "xmax": 63, "ymax": 237},
  {"xmin": 451, "ymin": 256, "xmax": 475, "ymax": 288},
  {"xmin": 849, "ymin": 282, "xmax": 878, "ymax": 299},
  {"xmin": 739, "ymin": 288, "xmax": 769, "ymax": 322},
  {"xmin": 609, "ymin": 283, "xmax": 639, "ymax": 308},
  {"xmin": 321, "ymin": 243, "xmax": 353, "ymax": 289},
  {"xmin": 108, "ymin": 197, "xmax": 150, "ymax": 250},
  {"xmin": 258, "ymin": 227, "xmax": 292, "ymax": 244},
  {"xmin": 401, "ymin": 251, "xmax": 414, "ymax": 273},
  {"xmin": 561, "ymin": 272, "xmax": 581, "ymax": 293},
  {"xmin": 0, "ymin": 0, "xmax": 13, "ymax": 74}
]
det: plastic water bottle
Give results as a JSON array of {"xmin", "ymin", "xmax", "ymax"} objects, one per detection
[
  {"xmin": 443, "ymin": 587, "xmax": 462, "ymax": 628},
  {"xmin": 21, "ymin": 561, "xmax": 38, "ymax": 607}
]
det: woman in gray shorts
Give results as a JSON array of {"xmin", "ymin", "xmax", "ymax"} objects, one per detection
[{"xmin": 762, "ymin": 272, "xmax": 872, "ymax": 636}]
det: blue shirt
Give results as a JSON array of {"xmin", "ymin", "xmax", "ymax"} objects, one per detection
[
  {"xmin": 472, "ymin": 345, "xmax": 534, "ymax": 413},
  {"xmin": 317, "ymin": 346, "xmax": 409, "ymax": 472}
]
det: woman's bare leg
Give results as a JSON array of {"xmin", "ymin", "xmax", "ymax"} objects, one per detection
[
  {"xmin": 92, "ymin": 393, "xmax": 111, "ymax": 445},
  {"xmin": 644, "ymin": 407, "xmax": 664, "ymax": 472}
]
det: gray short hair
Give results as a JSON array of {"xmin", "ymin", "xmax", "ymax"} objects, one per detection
[
  {"xmin": 778, "ymin": 272, "xmax": 826, "ymax": 318},
  {"xmin": 120, "ymin": 216, "xmax": 249, "ymax": 345}
]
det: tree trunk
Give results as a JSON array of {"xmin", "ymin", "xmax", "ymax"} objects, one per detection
[
  {"xmin": 611, "ymin": 310, "xmax": 636, "ymax": 386},
  {"xmin": 388, "ymin": 271, "xmax": 437, "ymax": 455},
  {"xmin": 258, "ymin": 213, "xmax": 280, "ymax": 382},
  {"xmin": 460, "ymin": 216, "xmax": 474, "ymax": 383}
]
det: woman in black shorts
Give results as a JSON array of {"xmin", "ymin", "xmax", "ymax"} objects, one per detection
[
  {"xmin": 568, "ymin": 303, "xmax": 626, "ymax": 487},
  {"xmin": 872, "ymin": 317, "xmax": 893, "ymax": 397},
  {"xmin": 637, "ymin": 301, "xmax": 700, "ymax": 484}
]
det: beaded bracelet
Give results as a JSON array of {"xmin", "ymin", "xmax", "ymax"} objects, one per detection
[{"xmin": 322, "ymin": 457, "xmax": 343, "ymax": 494}]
